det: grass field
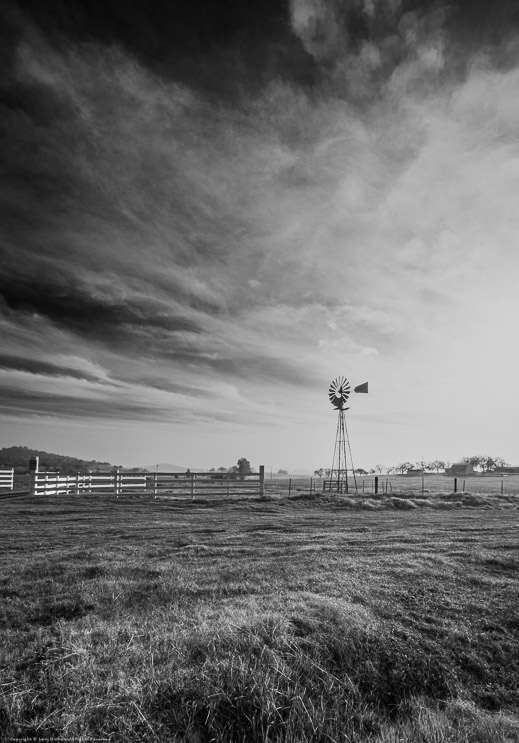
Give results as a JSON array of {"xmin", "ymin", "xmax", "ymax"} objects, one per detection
[{"xmin": 1, "ymin": 492, "xmax": 519, "ymax": 741}]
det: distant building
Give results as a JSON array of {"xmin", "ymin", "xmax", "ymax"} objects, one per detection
[
  {"xmin": 406, "ymin": 468, "xmax": 424, "ymax": 476},
  {"xmin": 445, "ymin": 463, "xmax": 474, "ymax": 476}
]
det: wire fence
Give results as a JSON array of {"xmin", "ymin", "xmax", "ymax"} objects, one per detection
[{"xmin": 264, "ymin": 474, "xmax": 519, "ymax": 498}]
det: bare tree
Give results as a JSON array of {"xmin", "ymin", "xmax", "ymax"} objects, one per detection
[{"xmin": 460, "ymin": 455, "xmax": 509, "ymax": 473}]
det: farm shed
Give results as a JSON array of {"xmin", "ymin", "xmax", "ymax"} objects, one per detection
[{"xmin": 445, "ymin": 463, "xmax": 474, "ymax": 476}]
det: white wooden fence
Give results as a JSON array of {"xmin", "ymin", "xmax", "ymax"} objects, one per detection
[
  {"xmin": 0, "ymin": 469, "xmax": 14, "ymax": 490},
  {"xmin": 30, "ymin": 470, "xmax": 147, "ymax": 496},
  {"xmin": 27, "ymin": 457, "xmax": 265, "ymax": 498}
]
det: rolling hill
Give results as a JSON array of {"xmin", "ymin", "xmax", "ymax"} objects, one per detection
[{"xmin": 0, "ymin": 446, "xmax": 120, "ymax": 475}]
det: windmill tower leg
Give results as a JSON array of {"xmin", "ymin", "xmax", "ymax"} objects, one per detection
[
  {"xmin": 331, "ymin": 410, "xmax": 349, "ymax": 494},
  {"xmin": 330, "ymin": 409, "xmax": 358, "ymax": 494},
  {"xmin": 339, "ymin": 410, "xmax": 348, "ymax": 494},
  {"xmin": 330, "ymin": 413, "xmax": 341, "ymax": 493},
  {"xmin": 343, "ymin": 411, "xmax": 358, "ymax": 493}
]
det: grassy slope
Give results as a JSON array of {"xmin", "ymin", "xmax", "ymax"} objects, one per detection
[{"xmin": 1, "ymin": 494, "xmax": 518, "ymax": 742}]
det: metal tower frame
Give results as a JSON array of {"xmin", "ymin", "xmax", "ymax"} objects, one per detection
[{"xmin": 330, "ymin": 408, "xmax": 357, "ymax": 494}]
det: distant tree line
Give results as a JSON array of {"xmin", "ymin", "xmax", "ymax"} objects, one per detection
[
  {"xmin": 314, "ymin": 456, "xmax": 511, "ymax": 478},
  {"xmin": 209, "ymin": 457, "xmax": 255, "ymax": 480},
  {"xmin": 390, "ymin": 461, "xmax": 448, "ymax": 475}
]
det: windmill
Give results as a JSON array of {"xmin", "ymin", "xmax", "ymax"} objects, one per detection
[{"xmin": 328, "ymin": 377, "xmax": 368, "ymax": 494}]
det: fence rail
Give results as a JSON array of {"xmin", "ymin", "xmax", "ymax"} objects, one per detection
[
  {"xmin": 27, "ymin": 460, "xmax": 265, "ymax": 498},
  {"xmin": 0, "ymin": 469, "xmax": 14, "ymax": 490},
  {"xmin": 149, "ymin": 471, "xmax": 264, "ymax": 497},
  {"xmin": 31, "ymin": 471, "xmax": 147, "ymax": 496}
]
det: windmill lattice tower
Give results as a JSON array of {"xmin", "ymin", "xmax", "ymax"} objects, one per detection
[{"xmin": 328, "ymin": 377, "xmax": 368, "ymax": 494}]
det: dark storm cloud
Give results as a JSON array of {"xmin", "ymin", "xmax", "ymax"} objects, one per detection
[
  {"xmin": 3, "ymin": 0, "xmax": 317, "ymax": 96},
  {"xmin": 0, "ymin": 271, "xmax": 201, "ymax": 343},
  {"xmin": 0, "ymin": 387, "xmax": 169, "ymax": 421},
  {"xmin": 0, "ymin": 353, "xmax": 101, "ymax": 382},
  {"xmin": 7, "ymin": 0, "xmax": 519, "ymax": 93},
  {"xmin": 288, "ymin": 0, "xmax": 519, "ymax": 106}
]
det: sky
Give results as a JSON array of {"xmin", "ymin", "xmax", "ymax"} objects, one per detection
[{"xmin": 1, "ymin": 0, "xmax": 519, "ymax": 472}]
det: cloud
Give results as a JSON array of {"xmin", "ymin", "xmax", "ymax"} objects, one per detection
[
  {"xmin": 1, "ymin": 0, "xmax": 519, "ymax": 467},
  {"xmin": 0, "ymin": 353, "xmax": 107, "ymax": 383}
]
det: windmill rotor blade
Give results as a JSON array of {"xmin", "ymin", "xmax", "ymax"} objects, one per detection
[
  {"xmin": 354, "ymin": 382, "xmax": 368, "ymax": 394},
  {"xmin": 329, "ymin": 376, "xmax": 351, "ymax": 409}
]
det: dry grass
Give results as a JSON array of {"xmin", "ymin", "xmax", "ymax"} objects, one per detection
[{"xmin": 1, "ymin": 493, "xmax": 518, "ymax": 741}]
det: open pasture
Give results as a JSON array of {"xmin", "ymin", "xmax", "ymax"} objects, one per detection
[
  {"xmin": 1, "ymin": 493, "xmax": 519, "ymax": 741},
  {"xmin": 264, "ymin": 473, "xmax": 519, "ymax": 499},
  {"xmin": 364, "ymin": 473, "xmax": 519, "ymax": 498}
]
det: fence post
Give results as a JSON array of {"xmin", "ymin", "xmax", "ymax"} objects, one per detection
[
  {"xmin": 421, "ymin": 476, "xmax": 424, "ymax": 494},
  {"xmin": 191, "ymin": 472, "xmax": 194, "ymax": 500},
  {"xmin": 501, "ymin": 479, "xmax": 504, "ymax": 495},
  {"xmin": 114, "ymin": 470, "xmax": 119, "ymax": 497},
  {"xmin": 154, "ymin": 472, "xmax": 158, "ymax": 498},
  {"xmin": 288, "ymin": 478, "xmax": 292, "ymax": 497},
  {"xmin": 309, "ymin": 476, "xmax": 313, "ymax": 494},
  {"xmin": 462, "ymin": 479, "xmax": 466, "ymax": 493},
  {"xmin": 374, "ymin": 476, "xmax": 379, "ymax": 495},
  {"xmin": 259, "ymin": 465, "xmax": 264, "ymax": 497},
  {"xmin": 29, "ymin": 456, "xmax": 39, "ymax": 496},
  {"xmin": 454, "ymin": 477, "xmax": 457, "ymax": 493}
]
